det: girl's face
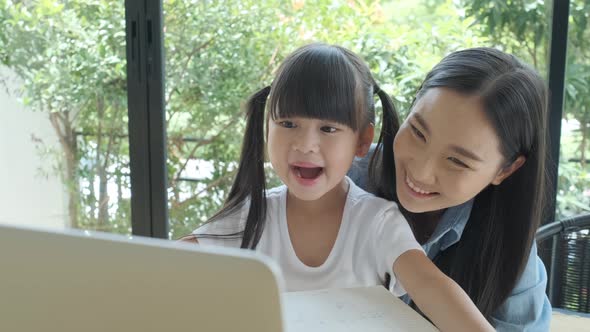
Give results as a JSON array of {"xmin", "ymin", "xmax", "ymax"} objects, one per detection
[
  {"xmin": 393, "ymin": 88, "xmax": 520, "ymax": 213},
  {"xmin": 267, "ymin": 116, "xmax": 372, "ymax": 201}
]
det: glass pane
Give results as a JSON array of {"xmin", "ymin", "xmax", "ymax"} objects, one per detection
[
  {"xmin": 556, "ymin": 0, "xmax": 590, "ymax": 219},
  {"xmin": 163, "ymin": 0, "xmax": 552, "ymax": 239},
  {"xmin": 553, "ymin": 0, "xmax": 590, "ymax": 315},
  {"xmin": 0, "ymin": 1, "xmax": 131, "ymax": 234}
]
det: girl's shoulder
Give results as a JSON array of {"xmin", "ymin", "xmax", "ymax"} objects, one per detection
[
  {"xmin": 193, "ymin": 201, "xmax": 248, "ymax": 236},
  {"xmin": 346, "ymin": 178, "xmax": 403, "ymax": 220},
  {"xmin": 345, "ymin": 180, "xmax": 415, "ymax": 247},
  {"xmin": 193, "ymin": 184, "xmax": 287, "ymax": 236},
  {"xmin": 265, "ymin": 185, "xmax": 286, "ymax": 199}
]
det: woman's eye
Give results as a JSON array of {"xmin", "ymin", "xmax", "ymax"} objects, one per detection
[
  {"xmin": 320, "ymin": 126, "xmax": 337, "ymax": 133},
  {"xmin": 279, "ymin": 121, "xmax": 296, "ymax": 128},
  {"xmin": 410, "ymin": 124, "xmax": 425, "ymax": 140},
  {"xmin": 448, "ymin": 157, "xmax": 469, "ymax": 168}
]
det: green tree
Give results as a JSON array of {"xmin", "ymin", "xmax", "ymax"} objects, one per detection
[
  {"xmin": 164, "ymin": 0, "xmax": 489, "ymax": 237},
  {"xmin": 463, "ymin": 0, "xmax": 590, "ymax": 218},
  {"xmin": 0, "ymin": 0, "xmax": 129, "ymax": 232},
  {"xmin": 0, "ymin": 0, "xmax": 496, "ymax": 237}
]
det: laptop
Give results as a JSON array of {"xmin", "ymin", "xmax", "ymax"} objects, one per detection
[{"xmin": 0, "ymin": 223, "xmax": 285, "ymax": 332}]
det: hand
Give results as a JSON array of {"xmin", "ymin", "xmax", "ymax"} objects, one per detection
[{"xmin": 177, "ymin": 235, "xmax": 199, "ymax": 243}]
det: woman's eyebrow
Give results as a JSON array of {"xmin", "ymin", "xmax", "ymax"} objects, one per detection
[
  {"xmin": 413, "ymin": 113, "xmax": 431, "ymax": 135},
  {"xmin": 414, "ymin": 112, "xmax": 484, "ymax": 162},
  {"xmin": 450, "ymin": 145, "xmax": 484, "ymax": 162}
]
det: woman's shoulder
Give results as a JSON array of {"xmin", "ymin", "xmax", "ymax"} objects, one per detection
[
  {"xmin": 490, "ymin": 243, "xmax": 551, "ymax": 330},
  {"xmin": 511, "ymin": 243, "xmax": 547, "ymax": 293},
  {"xmin": 347, "ymin": 144, "xmax": 379, "ymax": 192}
]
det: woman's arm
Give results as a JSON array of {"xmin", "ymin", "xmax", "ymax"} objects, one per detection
[{"xmin": 393, "ymin": 250, "xmax": 494, "ymax": 332}]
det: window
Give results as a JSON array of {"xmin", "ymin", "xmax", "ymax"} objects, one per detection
[
  {"xmin": 162, "ymin": 0, "xmax": 553, "ymax": 238},
  {"xmin": 0, "ymin": 1, "xmax": 131, "ymax": 234}
]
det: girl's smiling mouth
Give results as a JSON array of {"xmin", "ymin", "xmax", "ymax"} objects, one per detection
[{"xmin": 290, "ymin": 162, "xmax": 324, "ymax": 185}]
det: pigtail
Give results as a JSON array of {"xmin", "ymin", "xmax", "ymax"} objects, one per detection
[
  {"xmin": 206, "ymin": 86, "xmax": 270, "ymax": 249},
  {"xmin": 369, "ymin": 85, "xmax": 400, "ymax": 200}
]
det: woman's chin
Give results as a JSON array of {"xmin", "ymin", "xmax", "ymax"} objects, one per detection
[
  {"xmin": 400, "ymin": 201, "xmax": 430, "ymax": 213},
  {"xmin": 397, "ymin": 188, "xmax": 440, "ymax": 213}
]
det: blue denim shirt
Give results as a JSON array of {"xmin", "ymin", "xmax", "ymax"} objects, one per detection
[{"xmin": 348, "ymin": 149, "xmax": 551, "ymax": 331}]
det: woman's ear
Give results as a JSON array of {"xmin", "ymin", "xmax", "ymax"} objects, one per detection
[
  {"xmin": 356, "ymin": 124, "xmax": 375, "ymax": 157},
  {"xmin": 491, "ymin": 155, "xmax": 526, "ymax": 185}
]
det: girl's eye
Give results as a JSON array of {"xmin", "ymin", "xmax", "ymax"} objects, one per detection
[
  {"xmin": 410, "ymin": 124, "xmax": 425, "ymax": 140},
  {"xmin": 448, "ymin": 157, "xmax": 469, "ymax": 169},
  {"xmin": 320, "ymin": 126, "xmax": 337, "ymax": 133},
  {"xmin": 279, "ymin": 121, "xmax": 296, "ymax": 128}
]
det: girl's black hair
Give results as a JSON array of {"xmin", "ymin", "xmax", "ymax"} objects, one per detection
[
  {"xmin": 201, "ymin": 43, "xmax": 399, "ymax": 249},
  {"xmin": 370, "ymin": 47, "xmax": 549, "ymax": 320}
]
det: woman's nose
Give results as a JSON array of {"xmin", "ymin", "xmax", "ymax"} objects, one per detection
[{"xmin": 410, "ymin": 155, "xmax": 437, "ymax": 185}]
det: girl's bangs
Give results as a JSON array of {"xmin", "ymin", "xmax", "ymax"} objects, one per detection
[{"xmin": 269, "ymin": 49, "xmax": 366, "ymax": 131}]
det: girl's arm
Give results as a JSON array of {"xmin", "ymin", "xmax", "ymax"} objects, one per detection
[
  {"xmin": 393, "ymin": 250, "xmax": 494, "ymax": 332},
  {"xmin": 178, "ymin": 235, "xmax": 199, "ymax": 243}
]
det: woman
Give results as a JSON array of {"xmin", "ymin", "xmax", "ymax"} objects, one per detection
[{"xmin": 349, "ymin": 47, "xmax": 551, "ymax": 330}]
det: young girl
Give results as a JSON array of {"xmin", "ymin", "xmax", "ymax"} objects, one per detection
[{"xmin": 181, "ymin": 43, "xmax": 493, "ymax": 332}]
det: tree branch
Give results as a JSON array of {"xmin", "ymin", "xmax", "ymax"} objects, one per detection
[
  {"xmin": 173, "ymin": 169, "xmax": 238, "ymax": 209},
  {"xmin": 166, "ymin": 37, "xmax": 215, "ymax": 108},
  {"xmin": 49, "ymin": 112, "xmax": 70, "ymax": 155},
  {"xmin": 171, "ymin": 110, "xmax": 243, "ymax": 186}
]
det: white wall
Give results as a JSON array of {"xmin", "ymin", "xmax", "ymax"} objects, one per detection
[{"xmin": 0, "ymin": 67, "xmax": 67, "ymax": 229}]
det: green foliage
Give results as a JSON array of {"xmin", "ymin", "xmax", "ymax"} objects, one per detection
[
  {"xmin": 162, "ymin": 0, "xmax": 490, "ymax": 238},
  {"xmin": 461, "ymin": 0, "xmax": 550, "ymax": 71},
  {"xmin": 557, "ymin": 161, "xmax": 590, "ymax": 217},
  {"xmin": 1, "ymin": 0, "xmax": 588, "ymax": 236},
  {"xmin": 1, "ymin": 0, "xmax": 129, "ymax": 232},
  {"xmin": 462, "ymin": 0, "xmax": 590, "ymax": 219}
]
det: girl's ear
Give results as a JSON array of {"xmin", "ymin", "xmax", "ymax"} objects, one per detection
[
  {"xmin": 356, "ymin": 124, "xmax": 375, "ymax": 157},
  {"xmin": 491, "ymin": 155, "xmax": 526, "ymax": 185}
]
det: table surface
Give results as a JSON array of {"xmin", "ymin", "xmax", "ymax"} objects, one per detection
[
  {"xmin": 551, "ymin": 310, "xmax": 590, "ymax": 332},
  {"xmin": 282, "ymin": 286, "xmax": 439, "ymax": 332}
]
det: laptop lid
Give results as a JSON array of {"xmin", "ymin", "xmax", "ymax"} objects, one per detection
[{"xmin": 0, "ymin": 224, "xmax": 284, "ymax": 332}]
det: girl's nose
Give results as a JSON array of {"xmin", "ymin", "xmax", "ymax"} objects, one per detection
[{"xmin": 292, "ymin": 129, "xmax": 320, "ymax": 154}]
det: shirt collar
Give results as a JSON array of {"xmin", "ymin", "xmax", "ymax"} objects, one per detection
[{"xmin": 425, "ymin": 199, "xmax": 473, "ymax": 251}]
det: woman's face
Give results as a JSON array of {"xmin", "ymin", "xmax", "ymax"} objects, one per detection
[{"xmin": 393, "ymin": 87, "xmax": 514, "ymax": 213}]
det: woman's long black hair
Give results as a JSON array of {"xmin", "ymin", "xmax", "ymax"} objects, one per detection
[
  {"xmin": 200, "ymin": 43, "xmax": 399, "ymax": 249},
  {"xmin": 370, "ymin": 47, "xmax": 549, "ymax": 320}
]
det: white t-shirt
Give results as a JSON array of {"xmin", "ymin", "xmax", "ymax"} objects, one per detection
[{"xmin": 193, "ymin": 178, "xmax": 423, "ymax": 296}]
